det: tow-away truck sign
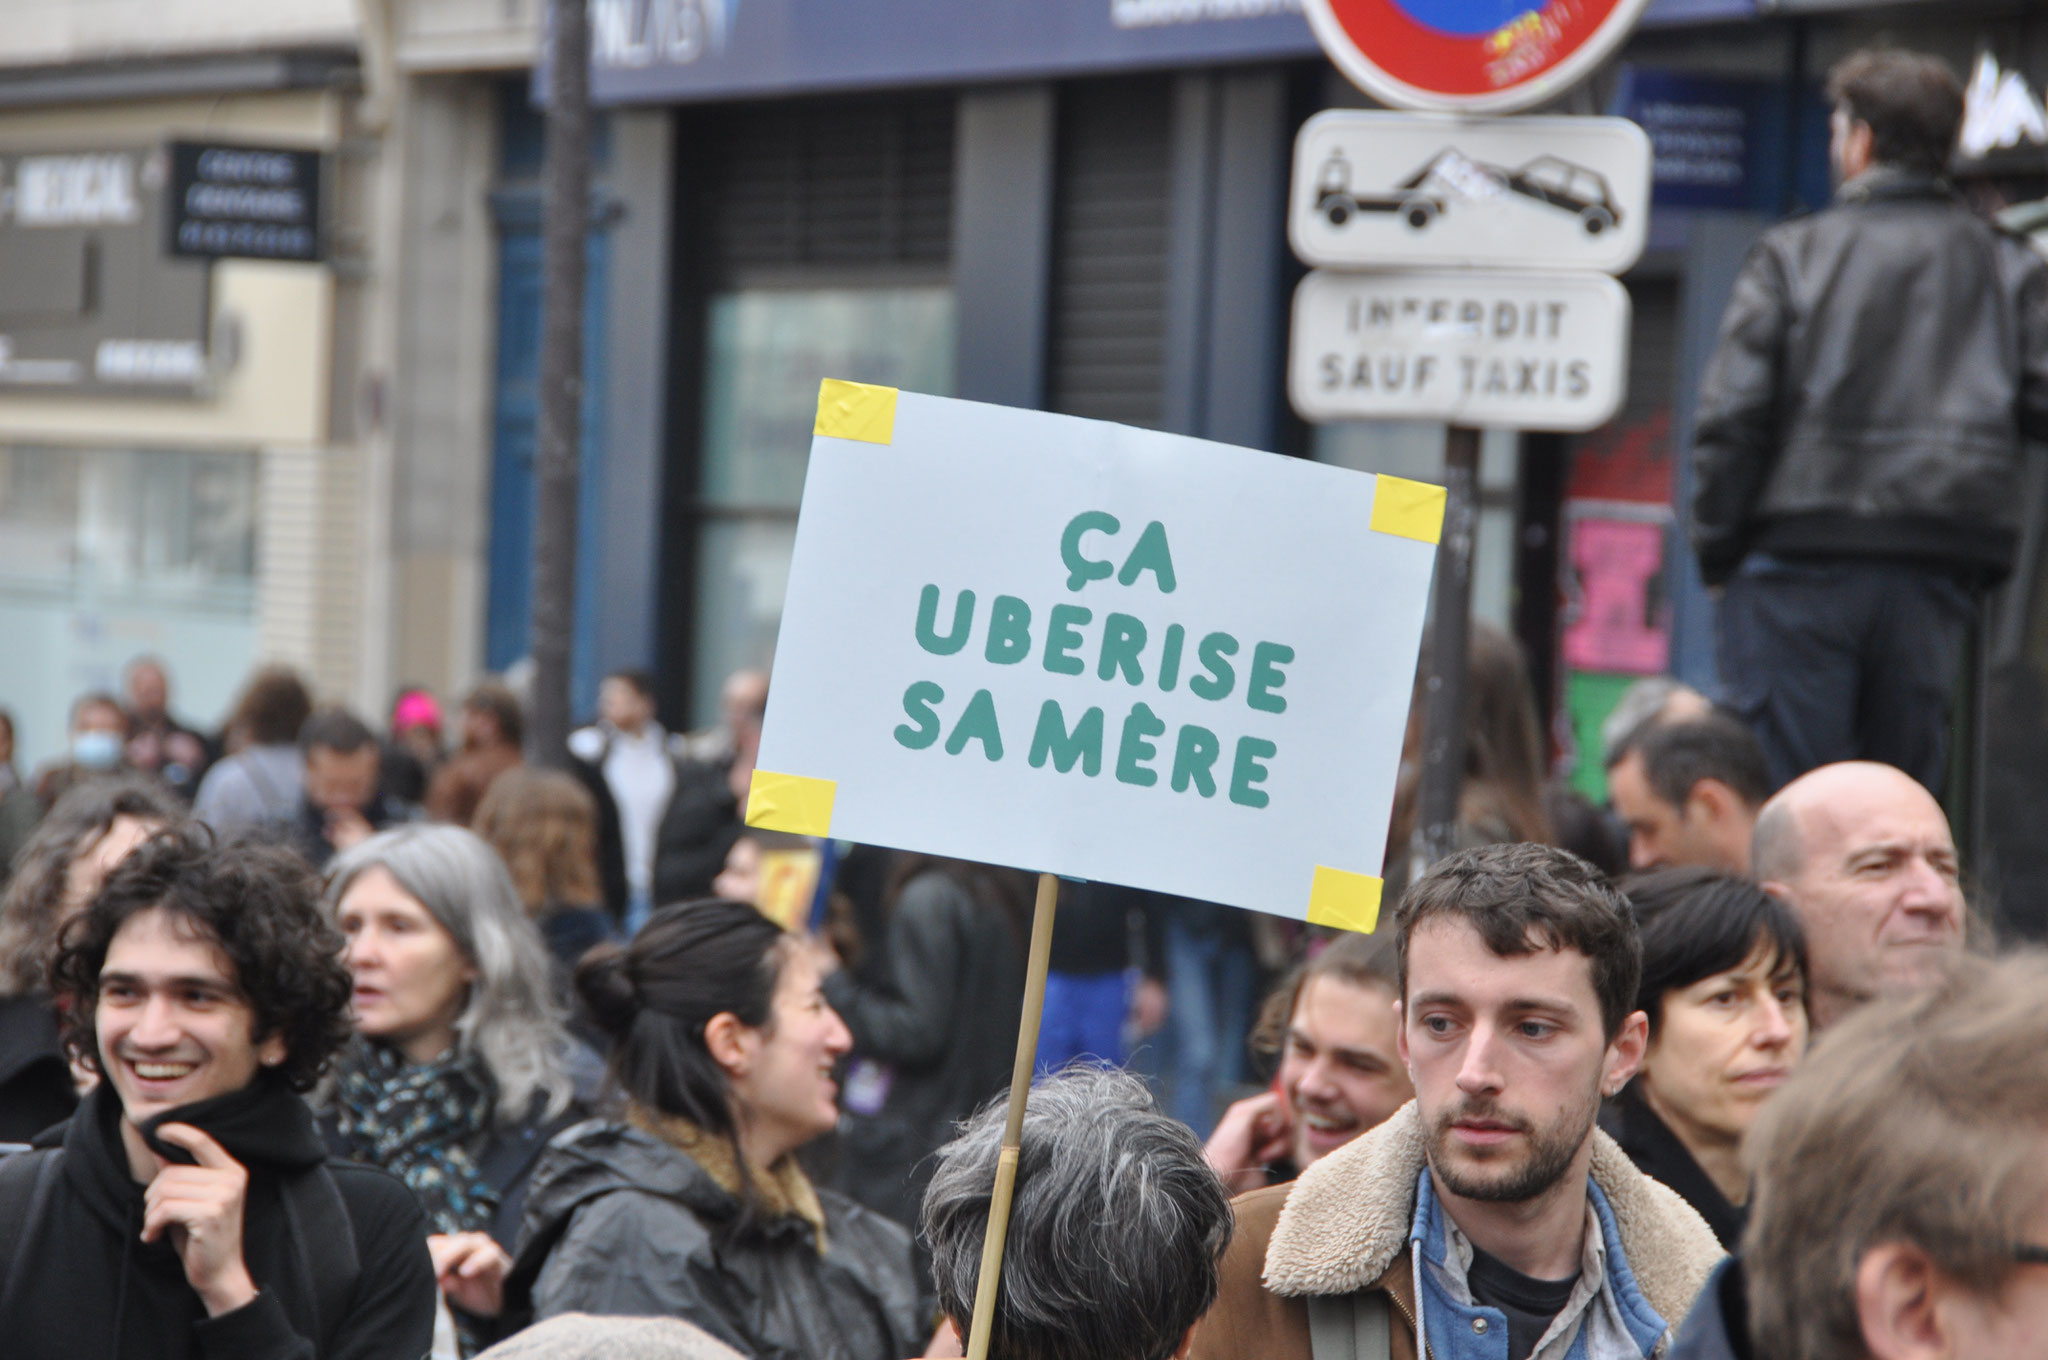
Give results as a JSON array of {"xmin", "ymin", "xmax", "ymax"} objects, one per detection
[{"xmin": 1289, "ymin": 112, "xmax": 1651, "ymax": 274}]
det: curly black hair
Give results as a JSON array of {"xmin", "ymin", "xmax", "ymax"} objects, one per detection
[{"xmin": 49, "ymin": 825, "xmax": 354, "ymax": 1093}]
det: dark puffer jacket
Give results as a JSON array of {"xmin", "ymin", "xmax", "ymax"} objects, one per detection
[
  {"xmin": 1691, "ymin": 168, "xmax": 2048, "ymax": 586},
  {"xmin": 503, "ymin": 1120, "xmax": 928, "ymax": 1360}
]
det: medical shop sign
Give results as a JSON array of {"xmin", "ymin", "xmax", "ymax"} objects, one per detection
[
  {"xmin": 745, "ymin": 381, "xmax": 1442, "ymax": 932},
  {"xmin": 1302, "ymin": 0, "xmax": 1655, "ymax": 113}
]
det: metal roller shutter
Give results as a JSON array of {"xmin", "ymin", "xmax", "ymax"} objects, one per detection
[
  {"xmin": 697, "ymin": 94, "xmax": 954, "ymax": 275},
  {"xmin": 1046, "ymin": 78, "xmax": 1173, "ymax": 429}
]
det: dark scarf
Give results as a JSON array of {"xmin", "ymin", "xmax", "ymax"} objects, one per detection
[{"xmin": 331, "ymin": 1036, "xmax": 499, "ymax": 1235}]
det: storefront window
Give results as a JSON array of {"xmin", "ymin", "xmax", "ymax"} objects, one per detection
[
  {"xmin": 692, "ymin": 283, "xmax": 953, "ymax": 724},
  {"xmin": 0, "ymin": 445, "xmax": 257, "ymax": 772}
]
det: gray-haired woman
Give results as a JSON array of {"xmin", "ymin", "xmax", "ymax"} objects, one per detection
[{"xmin": 319, "ymin": 823, "xmax": 596, "ymax": 1344}]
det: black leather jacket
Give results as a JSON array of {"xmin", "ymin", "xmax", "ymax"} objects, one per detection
[{"xmin": 1691, "ymin": 168, "xmax": 2048, "ymax": 586}]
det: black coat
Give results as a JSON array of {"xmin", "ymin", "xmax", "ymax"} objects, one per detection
[
  {"xmin": 503, "ymin": 1120, "xmax": 927, "ymax": 1360},
  {"xmin": 651, "ymin": 757, "xmax": 743, "ymax": 907},
  {"xmin": 0, "ymin": 994, "xmax": 76, "ymax": 1145},
  {"xmin": 1692, "ymin": 168, "xmax": 2048, "ymax": 586},
  {"xmin": 0, "ymin": 1077, "xmax": 436, "ymax": 1360},
  {"xmin": 1600, "ymin": 1086, "xmax": 1746, "ymax": 1251},
  {"xmin": 823, "ymin": 868, "xmax": 1025, "ymax": 1228}
]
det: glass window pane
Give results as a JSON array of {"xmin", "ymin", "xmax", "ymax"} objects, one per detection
[
  {"xmin": 692, "ymin": 283, "xmax": 954, "ymax": 726},
  {"xmin": 691, "ymin": 517, "xmax": 800, "ymax": 728},
  {"xmin": 699, "ymin": 286, "xmax": 954, "ymax": 508},
  {"xmin": 0, "ymin": 445, "xmax": 257, "ymax": 774}
]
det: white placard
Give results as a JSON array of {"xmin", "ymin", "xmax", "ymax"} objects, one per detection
[
  {"xmin": 1288, "ymin": 268, "xmax": 1631, "ymax": 431},
  {"xmin": 746, "ymin": 382, "xmax": 1442, "ymax": 930},
  {"xmin": 1289, "ymin": 111, "xmax": 1652, "ymax": 274}
]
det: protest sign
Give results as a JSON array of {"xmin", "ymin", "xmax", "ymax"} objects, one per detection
[{"xmin": 746, "ymin": 379, "xmax": 1441, "ymax": 934}]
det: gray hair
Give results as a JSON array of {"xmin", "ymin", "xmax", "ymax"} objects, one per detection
[
  {"xmin": 323, "ymin": 823, "xmax": 572, "ymax": 1123},
  {"xmin": 922, "ymin": 1067, "xmax": 1233, "ymax": 1360}
]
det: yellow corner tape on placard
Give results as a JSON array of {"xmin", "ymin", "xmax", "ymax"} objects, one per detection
[
  {"xmin": 1306, "ymin": 865, "xmax": 1385, "ymax": 935},
  {"xmin": 1369, "ymin": 474, "xmax": 1447, "ymax": 545},
  {"xmin": 745, "ymin": 769, "xmax": 837, "ymax": 837},
  {"xmin": 814, "ymin": 379, "xmax": 899, "ymax": 445}
]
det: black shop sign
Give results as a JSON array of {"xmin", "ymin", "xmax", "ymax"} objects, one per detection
[{"xmin": 165, "ymin": 141, "xmax": 324, "ymax": 263}]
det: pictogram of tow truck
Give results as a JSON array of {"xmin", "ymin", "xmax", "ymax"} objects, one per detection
[{"xmin": 1314, "ymin": 147, "xmax": 1623, "ymax": 235}]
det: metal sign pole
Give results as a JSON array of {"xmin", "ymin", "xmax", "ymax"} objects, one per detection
[{"xmin": 1413, "ymin": 424, "xmax": 1482, "ymax": 869}]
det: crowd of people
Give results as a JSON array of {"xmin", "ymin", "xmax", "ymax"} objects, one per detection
[
  {"xmin": 1, "ymin": 40, "xmax": 2046, "ymax": 1360},
  {"xmin": 0, "ymin": 615, "xmax": 2017, "ymax": 1360}
]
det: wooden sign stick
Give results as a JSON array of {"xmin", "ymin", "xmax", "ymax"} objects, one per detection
[{"xmin": 963, "ymin": 870, "xmax": 1062, "ymax": 1360}]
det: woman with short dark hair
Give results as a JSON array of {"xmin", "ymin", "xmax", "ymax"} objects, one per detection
[
  {"xmin": 503, "ymin": 900, "xmax": 927, "ymax": 1360},
  {"xmin": 1604, "ymin": 866, "xmax": 1810, "ymax": 1248}
]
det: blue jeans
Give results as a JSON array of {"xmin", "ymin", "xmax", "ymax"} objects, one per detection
[
  {"xmin": 1036, "ymin": 970, "xmax": 1131, "ymax": 1073},
  {"xmin": 1166, "ymin": 916, "xmax": 1256, "ymax": 1136},
  {"xmin": 1717, "ymin": 554, "xmax": 1975, "ymax": 793}
]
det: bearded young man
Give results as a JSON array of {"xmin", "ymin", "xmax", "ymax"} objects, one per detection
[{"xmin": 1191, "ymin": 843, "xmax": 1724, "ymax": 1360}]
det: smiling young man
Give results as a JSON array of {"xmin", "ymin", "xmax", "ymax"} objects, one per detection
[
  {"xmin": 1191, "ymin": 843, "xmax": 1724, "ymax": 1360},
  {"xmin": 0, "ymin": 827, "xmax": 436, "ymax": 1359},
  {"xmin": 1206, "ymin": 934, "xmax": 1412, "ymax": 1193}
]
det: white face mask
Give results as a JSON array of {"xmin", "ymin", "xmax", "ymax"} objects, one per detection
[{"xmin": 72, "ymin": 729, "xmax": 123, "ymax": 770}]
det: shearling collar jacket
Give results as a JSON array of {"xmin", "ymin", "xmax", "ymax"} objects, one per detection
[{"xmin": 1190, "ymin": 1103, "xmax": 1725, "ymax": 1360}]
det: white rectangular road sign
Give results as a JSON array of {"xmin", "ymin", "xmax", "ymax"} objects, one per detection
[
  {"xmin": 1289, "ymin": 269, "xmax": 1631, "ymax": 431},
  {"xmin": 1289, "ymin": 111, "xmax": 1652, "ymax": 274},
  {"xmin": 746, "ymin": 381, "xmax": 1442, "ymax": 932}
]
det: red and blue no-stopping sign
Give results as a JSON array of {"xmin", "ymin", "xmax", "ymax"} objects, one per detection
[{"xmin": 1302, "ymin": 0, "xmax": 1654, "ymax": 113}]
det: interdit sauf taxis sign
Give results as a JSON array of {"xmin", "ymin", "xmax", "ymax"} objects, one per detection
[{"xmin": 745, "ymin": 381, "xmax": 1442, "ymax": 932}]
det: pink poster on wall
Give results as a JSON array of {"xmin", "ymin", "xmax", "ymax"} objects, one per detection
[{"xmin": 1562, "ymin": 515, "xmax": 1670, "ymax": 676}]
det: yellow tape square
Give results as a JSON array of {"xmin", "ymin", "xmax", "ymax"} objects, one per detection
[
  {"xmin": 1369, "ymin": 474, "xmax": 1447, "ymax": 545},
  {"xmin": 1306, "ymin": 866, "xmax": 1385, "ymax": 934},
  {"xmin": 814, "ymin": 379, "xmax": 898, "ymax": 445},
  {"xmin": 745, "ymin": 769, "xmax": 837, "ymax": 837}
]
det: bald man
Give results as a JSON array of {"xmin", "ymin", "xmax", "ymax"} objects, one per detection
[{"xmin": 1750, "ymin": 761, "xmax": 1965, "ymax": 1029}]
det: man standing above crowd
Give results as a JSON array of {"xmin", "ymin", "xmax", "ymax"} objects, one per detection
[
  {"xmin": 1194, "ymin": 844, "xmax": 1722, "ymax": 1360},
  {"xmin": 0, "ymin": 827, "xmax": 436, "ymax": 1357},
  {"xmin": 1692, "ymin": 47, "xmax": 2048, "ymax": 794},
  {"xmin": 1605, "ymin": 713, "xmax": 1770, "ymax": 874},
  {"xmin": 1752, "ymin": 761, "xmax": 1965, "ymax": 1031}
]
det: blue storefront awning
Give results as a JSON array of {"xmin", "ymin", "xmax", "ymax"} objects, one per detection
[{"xmin": 584, "ymin": 0, "xmax": 1760, "ymax": 107}]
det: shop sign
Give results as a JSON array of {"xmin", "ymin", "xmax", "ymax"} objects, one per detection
[
  {"xmin": 1299, "ymin": 0, "xmax": 1654, "ymax": 113},
  {"xmin": 1290, "ymin": 112, "xmax": 1651, "ymax": 273},
  {"xmin": 165, "ymin": 142, "xmax": 323, "ymax": 263},
  {"xmin": 744, "ymin": 380, "xmax": 1440, "ymax": 930},
  {"xmin": 578, "ymin": 0, "xmax": 1716, "ymax": 106},
  {"xmin": 1288, "ymin": 268, "xmax": 1630, "ymax": 430},
  {"xmin": 0, "ymin": 145, "xmax": 212, "ymax": 398}
]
